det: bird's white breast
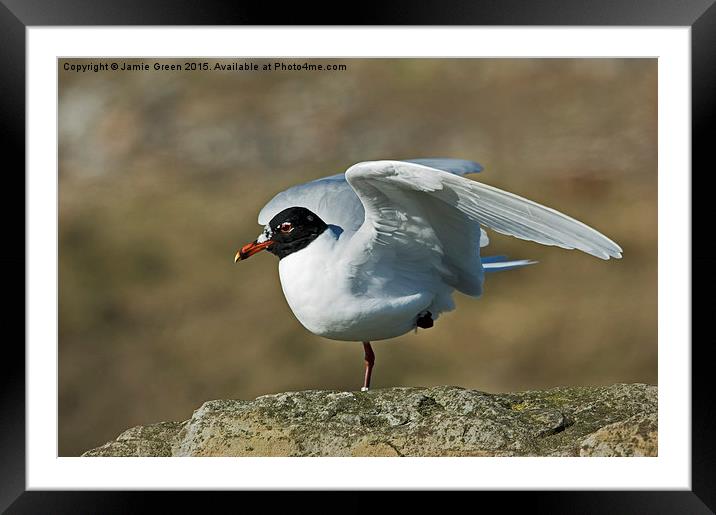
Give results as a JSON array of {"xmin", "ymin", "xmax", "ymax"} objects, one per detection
[
  {"xmin": 278, "ymin": 230, "xmax": 345, "ymax": 334},
  {"xmin": 277, "ymin": 229, "xmax": 437, "ymax": 341}
]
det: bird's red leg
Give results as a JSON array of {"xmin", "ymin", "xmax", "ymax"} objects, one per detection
[{"xmin": 361, "ymin": 341, "xmax": 375, "ymax": 392}]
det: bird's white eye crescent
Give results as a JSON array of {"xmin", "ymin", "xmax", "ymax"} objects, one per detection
[{"xmin": 280, "ymin": 222, "xmax": 293, "ymax": 233}]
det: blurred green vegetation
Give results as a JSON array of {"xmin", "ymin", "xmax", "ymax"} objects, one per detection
[{"xmin": 59, "ymin": 58, "xmax": 657, "ymax": 456}]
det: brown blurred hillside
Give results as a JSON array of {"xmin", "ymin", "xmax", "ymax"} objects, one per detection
[{"xmin": 59, "ymin": 58, "xmax": 657, "ymax": 456}]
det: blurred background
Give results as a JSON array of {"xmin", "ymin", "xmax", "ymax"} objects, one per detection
[{"xmin": 59, "ymin": 58, "xmax": 657, "ymax": 456}]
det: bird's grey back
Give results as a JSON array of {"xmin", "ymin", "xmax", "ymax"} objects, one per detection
[{"xmin": 257, "ymin": 158, "xmax": 483, "ymax": 232}]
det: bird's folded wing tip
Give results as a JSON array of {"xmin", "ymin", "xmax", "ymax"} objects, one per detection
[
  {"xmin": 606, "ymin": 242, "xmax": 623, "ymax": 259},
  {"xmin": 599, "ymin": 249, "xmax": 623, "ymax": 260}
]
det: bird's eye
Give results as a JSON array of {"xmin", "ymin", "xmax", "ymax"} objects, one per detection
[{"xmin": 279, "ymin": 222, "xmax": 293, "ymax": 233}]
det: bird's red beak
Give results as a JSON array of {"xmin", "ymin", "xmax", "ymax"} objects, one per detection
[{"xmin": 235, "ymin": 240, "xmax": 273, "ymax": 262}]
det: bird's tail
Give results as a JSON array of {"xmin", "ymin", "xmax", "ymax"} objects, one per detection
[{"xmin": 482, "ymin": 255, "xmax": 538, "ymax": 273}]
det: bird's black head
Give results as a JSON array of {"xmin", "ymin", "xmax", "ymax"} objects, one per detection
[{"xmin": 235, "ymin": 207, "xmax": 328, "ymax": 262}]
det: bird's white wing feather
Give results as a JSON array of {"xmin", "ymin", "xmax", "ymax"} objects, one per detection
[
  {"xmin": 258, "ymin": 158, "xmax": 484, "ymax": 237},
  {"xmin": 342, "ymin": 160, "xmax": 621, "ymax": 296},
  {"xmin": 342, "ymin": 162, "xmax": 489, "ymax": 297},
  {"xmin": 401, "ymin": 158, "xmax": 483, "ymax": 175}
]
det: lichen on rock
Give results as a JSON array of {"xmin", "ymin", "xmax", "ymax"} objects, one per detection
[{"xmin": 82, "ymin": 383, "xmax": 657, "ymax": 457}]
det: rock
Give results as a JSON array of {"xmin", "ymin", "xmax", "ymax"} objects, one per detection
[
  {"xmin": 82, "ymin": 421, "xmax": 185, "ymax": 457},
  {"xmin": 579, "ymin": 413, "xmax": 658, "ymax": 457},
  {"xmin": 82, "ymin": 383, "xmax": 657, "ymax": 457}
]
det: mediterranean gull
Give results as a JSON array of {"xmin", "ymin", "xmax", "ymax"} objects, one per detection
[{"xmin": 235, "ymin": 159, "xmax": 622, "ymax": 391}]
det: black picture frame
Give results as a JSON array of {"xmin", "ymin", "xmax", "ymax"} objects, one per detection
[{"xmin": 4, "ymin": 0, "xmax": 713, "ymax": 511}]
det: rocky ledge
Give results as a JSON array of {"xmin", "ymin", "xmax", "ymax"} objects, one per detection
[{"xmin": 83, "ymin": 383, "xmax": 657, "ymax": 457}]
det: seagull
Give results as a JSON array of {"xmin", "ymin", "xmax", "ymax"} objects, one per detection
[{"xmin": 235, "ymin": 159, "xmax": 622, "ymax": 391}]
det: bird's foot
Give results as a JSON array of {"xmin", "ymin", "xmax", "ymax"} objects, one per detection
[
  {"xmin": 416, "ymin": 311, "xmax": 434, "ymax": 329},
  {"xmin": 361, "ymin": 386, "xmax": 370, "ymax": 392}
]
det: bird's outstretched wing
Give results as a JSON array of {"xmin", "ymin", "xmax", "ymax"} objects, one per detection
[
  {"xmin": 257, "ymin": 158, "xmax": 484, "ymax": 234},
  {"xmin": 341, "ymin": 160, "xmax": 622, "ymax": 297}
]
